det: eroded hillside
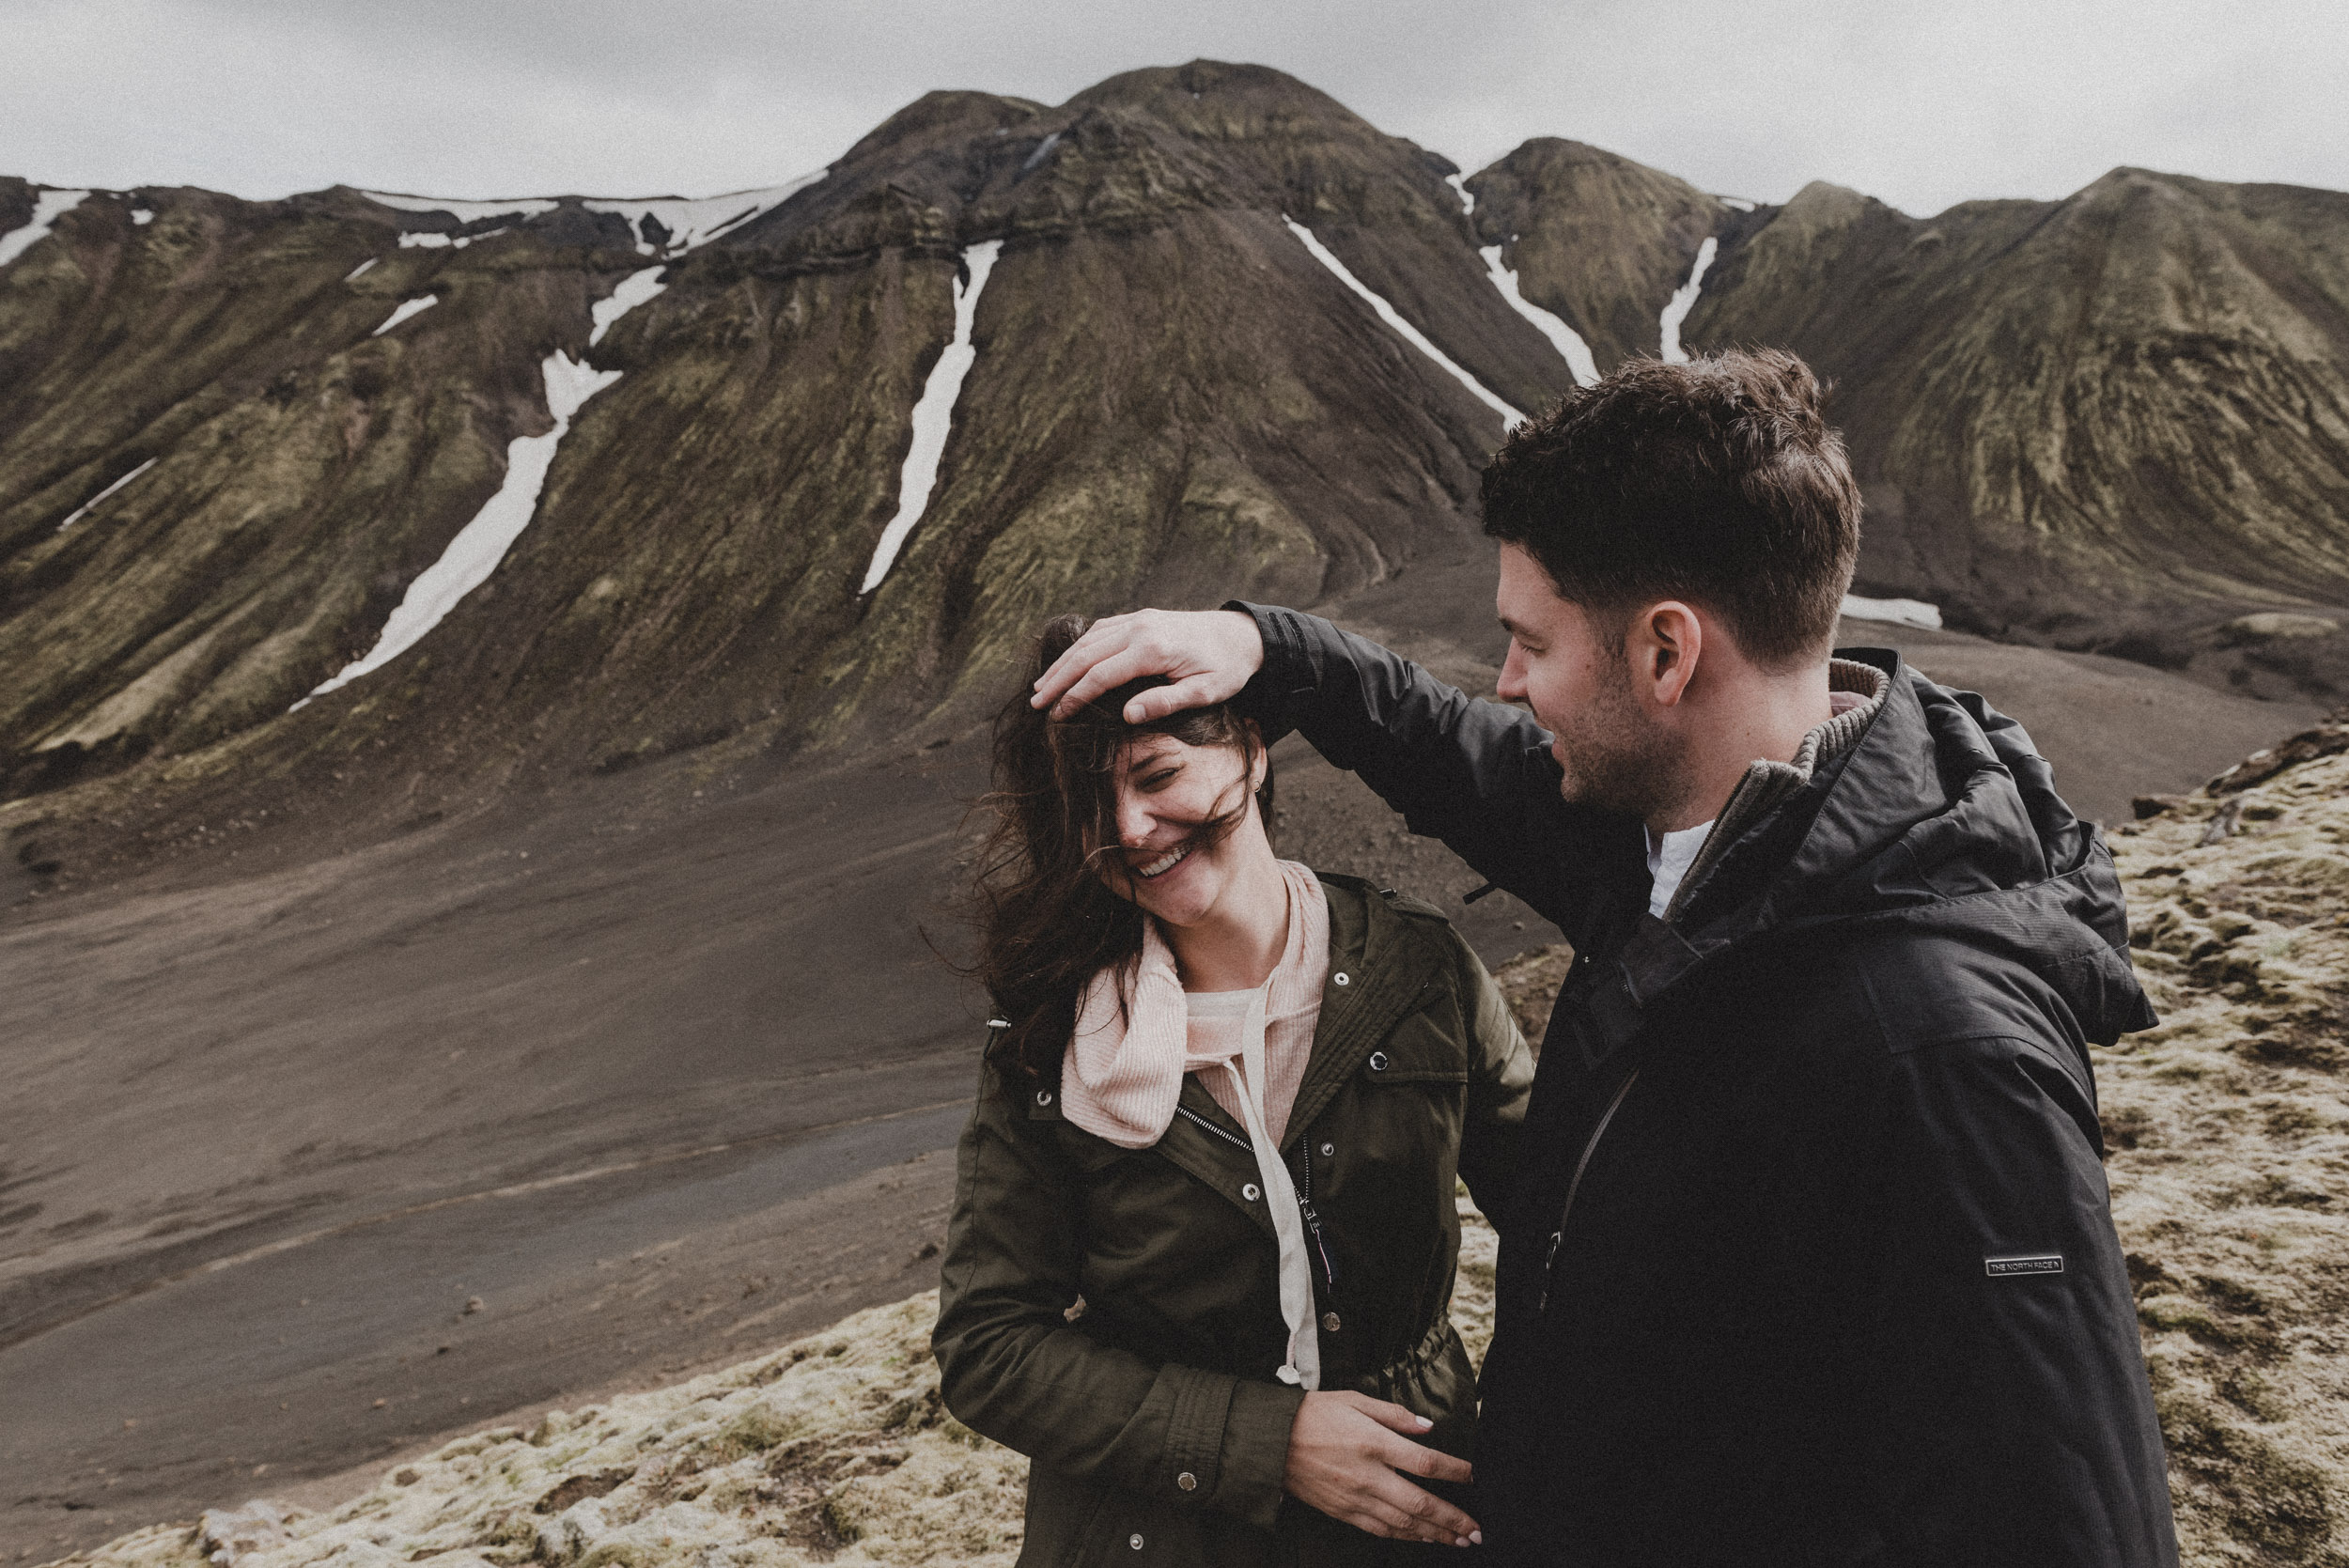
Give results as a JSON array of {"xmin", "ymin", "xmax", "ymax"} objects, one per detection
[{"xmin": 8, "ymin": 61, "xmax": 2349, "ymax": 895}]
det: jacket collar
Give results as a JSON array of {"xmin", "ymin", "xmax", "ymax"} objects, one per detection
[
  {"xmin": 1567, "ymin": 648, "xmax": 2154, "ymax": 1067},
  {"xmin": 1150, "ymin": 876, "xmax": 1444, "ymax": 1227}
]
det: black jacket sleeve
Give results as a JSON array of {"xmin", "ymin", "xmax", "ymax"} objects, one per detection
[
  {"xmin": 1226, "ymin": 601, "xmax": 1639, "ymax": 934},
  {"xmin": 1862, "ymin": 1027, "xmax": 2179, "ymax": 1566}
]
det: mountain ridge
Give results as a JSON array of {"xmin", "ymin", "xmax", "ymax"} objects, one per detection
[{"xmin": 4, "ymin": 59, "xmax": 2348, "ymax": 893}]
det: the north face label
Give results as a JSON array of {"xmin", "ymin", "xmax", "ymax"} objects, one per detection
[{"xmin": 1984, "ymin": 1253, "xmax": 2064, "ymax": 1277}]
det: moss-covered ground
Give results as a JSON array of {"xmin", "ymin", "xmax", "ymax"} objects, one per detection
[{"xmin": 47, "ymin": 734, "xmax": 2349, "ymax": 1567}]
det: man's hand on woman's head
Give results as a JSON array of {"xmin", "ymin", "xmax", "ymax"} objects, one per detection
[
  {"xmin": 1030, "ymin": 609, "xmax": 1266, "ymax": 722},
  {"xmin": 1283, "ymin": 1390, "xmax": 1481, "ymax": 1547}
]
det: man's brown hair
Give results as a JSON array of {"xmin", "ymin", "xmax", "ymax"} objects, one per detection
[{"xmin": 1481, "ymin": 348, "xmax": 1861, "ymax": 667}]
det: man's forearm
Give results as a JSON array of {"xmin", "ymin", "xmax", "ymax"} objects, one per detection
[{"xmin": 1225, "ymin": 601, "xmax": 1627, "ymax": 926}]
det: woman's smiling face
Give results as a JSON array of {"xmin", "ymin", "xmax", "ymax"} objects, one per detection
[{"xmin": 1095, "ymin": 731, "xmax": 1268, "ymax": 928}]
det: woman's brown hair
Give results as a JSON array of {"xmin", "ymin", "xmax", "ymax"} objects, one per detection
[{"xmin": 968, "ymin": 613, "xmax": 1272, "ymax": 1080}]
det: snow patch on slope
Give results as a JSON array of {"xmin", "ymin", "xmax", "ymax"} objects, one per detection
[
  {"xmin": 0, "ymin": 189, "xmax": 91, "ymax": 267},
  {"xmin": 361, "ymin": 192, "xmax": 559, "ymax": 223},
  {"xmin": 297, "ymin": 270, "xmax": 669, "ymax": 707},
  {"xmin": 1717, "ymin": 195, "xmax": 1756, "ymax": 212},
  {"xmin": 1478, "ymin": 246, "xmax": 1599, "ymax": 389},
  {"xmin": 345, "ymin": 257, "xmax": 378, "ymax": 282},
  {"xmin": 1284, "ymin": 217, "xmax": 1525, "ymax": 430},
  {"xmin": 1658, "ymin": 236, "xmax": 1718, "ymax": 364},
  {"xmin": 1445, "ymin": 171, "xmax": 1596, "ymax": 390},
  {"xmin": 1840, "ymin": 594, "xmax": 1943, "ymax": 629},
  {"xmin": 860, "ymin": 241, "xmax": 1003, "ymax": 596},
  {"xmin": 131, "ymin": 208, "xmax": 155, "ymax": 226},
  {"xmin": 398, "ymin": 228, "xmax": 505, "ymax": 251},
  {"xmin": 55, "ymin": 458, "xmax": 157, "ymax": 532},
  {"xmin": 370, "ymin": 295, "xmax": 438, "ymax": 336},
  {"xmin": 589, "ymin": 268, "xmax": 667, "ymax": 346},
  {"xmin": 583, "ymin": 171, "xmax": 828, "ymax": 256}
]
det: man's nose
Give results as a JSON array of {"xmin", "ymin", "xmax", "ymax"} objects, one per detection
[{"xmin": 1497, "ymin": 644, "xmax": 1528, "ymax": 701}]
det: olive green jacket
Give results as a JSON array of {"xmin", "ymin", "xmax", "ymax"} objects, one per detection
[{"xmin": 933, "ymin": 874, "xmax": 1533, "ymax": 1567}]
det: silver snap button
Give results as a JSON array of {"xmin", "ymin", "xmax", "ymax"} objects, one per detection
[
  {"xmin": 1321, "ymin": 1311, "xmax": 1342, "ymax": 1332},
  {"xmin": 1175, "ymin": 1471, "xmax": 1197, "ymax": 1492},
  {"xmin": 1319, "ymin": 1141, "xmax": 1334, "ymax": 1157},
  {"xmin": 1129, "ymin": 1534, "xmax": 1144, "ymax": 1550},
  {"xmin": 1369, "ymin": 1051, "xmax": 1389, "ymax": 1072},
  {"xmin": 1241, "ymin": 1183, "xmax": 1261, "ymax": 1202},
  {"xmin": 1332, "ymin": 971, "xmax": 1349, "ymax": 986},
  {"xmin": 1035, "ymin": 1089, "xmax": 1053, "ymax": 1106}
]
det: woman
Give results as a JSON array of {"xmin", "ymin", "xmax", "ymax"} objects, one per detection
[{"xmin": 933, "ymin": 615, "xmax": 1532, "ymax": 1565}]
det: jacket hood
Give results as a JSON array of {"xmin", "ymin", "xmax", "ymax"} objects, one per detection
[{"xmin": 1595, "ymin": 649, "xmax": 2156, "ymax": 1058}]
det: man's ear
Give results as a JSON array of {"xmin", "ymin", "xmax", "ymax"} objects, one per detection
[{"xmin": 1635, "ymin": 601, "xmax": 1703, "ymax": 709}]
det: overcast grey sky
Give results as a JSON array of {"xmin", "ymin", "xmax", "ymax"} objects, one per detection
[{"xmin": 7, "ymin": 0, "xmax": 2345, "ymax": 218}]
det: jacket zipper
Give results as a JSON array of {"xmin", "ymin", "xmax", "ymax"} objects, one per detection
[
  {"xmin": 1536, "ymin": 1068, "xmax": 1640, "ymax": 1314},
  {"xmin": 1175, "ymin": 1105, "xmax": 1337, "ymax": 1290}
]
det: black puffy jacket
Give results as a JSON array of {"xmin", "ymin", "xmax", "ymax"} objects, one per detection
[{"xmin": 1232, "ymin": 603, "xmax": 2179, "ymax": 1568}]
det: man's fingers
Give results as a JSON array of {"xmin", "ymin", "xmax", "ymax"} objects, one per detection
[
  {"xmin": 1045, "ymin": 644, "xmax": 1159, "ymax": 720},
  {"xmin": 1029, "ymin": 621, "xmax": 1134, "ymax": 710},
  {"xmin": 1124, "ymin": 672, "xmax": 1237, "ymax": 723}
]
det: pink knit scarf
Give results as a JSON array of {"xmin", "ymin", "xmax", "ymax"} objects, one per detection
[{"xmin": 1060, "ymin": 859, "xmax": 1330, "ymax": 1387}]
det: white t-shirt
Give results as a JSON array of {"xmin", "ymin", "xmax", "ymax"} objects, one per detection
[{"xmin": 1645, "ymin": 820, "xmax": 1714, "ymax": 921}]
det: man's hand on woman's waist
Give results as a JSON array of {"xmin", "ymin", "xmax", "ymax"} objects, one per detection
[{"xmin": 1032, "ymin": 608, "xmax": 1265, "ymax": 722}]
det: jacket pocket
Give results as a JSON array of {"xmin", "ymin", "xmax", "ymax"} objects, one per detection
[
  {"xmin": 1359, "ymin": 1001, "xmax": 1470, "ymax": 1085},
  {"xmin": 1027, "ymin": 1469, "xmax": 1278, "ymax": 1568}
]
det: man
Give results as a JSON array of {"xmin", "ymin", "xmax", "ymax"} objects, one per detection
[{"xmin": 1031, "ymin": 349, "xmax": 2178, "ymax": 1565}]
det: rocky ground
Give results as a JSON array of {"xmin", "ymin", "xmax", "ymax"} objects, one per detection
[
  {"xmin": 44, "ymin": 713, "xmax": 2349, "ymax": 1567},
  {"xmin": 43, "ymin": 1203, "xmax": 1498, "ymax": 1568}
]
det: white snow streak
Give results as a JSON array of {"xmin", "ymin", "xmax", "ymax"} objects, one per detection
[
  {"xmin": 370, "ymin": 295, "xmax": 439, "ymax": 336},
  {"xmin": 859, "ymin": 241, "xmax": 1003, "ymax": 596},
  {"xmin": 362, "ymin": 192, "xmax": 559, "ymax": 223},
  {"xmin": 55, "ymin": 457, "xmax": 157, "ymax": 532},
  {"xmin": 132, "ymin": 209, "xmax": 155, "ymax": 225},
  {"xmin": 1658, "ymin": 236, "xmax": 1718, "ymax": 364},
  {"xmin": 1840, "ymin": 594, "xmax": 1943, "ymax": 630},
  {"xmin": 1477, "ymin": 246, "xmax": 1599, "ymax": 389},
  {"xmin": 590, "ymin": 268, "xmax": 667, "ymax": 346},
  {"xmin": 346, "ymin": 257, "xmax": 379, "ymax": 282},
  {"xmin": 296, "ymin": 268, "xmax": 674, "ymax": 707},
  {"xmin": 0, "ymin": 189, "xmax": 91, "ymax": 267},
  {"xmin": 1019, "ymin": 132, "xmax": 1063, "ymax": 175},
  {"xmin": 1717, "ymin": 196, "xmax": 1756, "ymax": 212},
  {"xmin": 1445, "ymin": 171, "xmax": 1596, "ymax": 390},
  {"xmin": 1284, "ymin": 217, "xmax": 1525, "ymax": 430},
  {"xmin": 398, "ymin": 228, "xmax": 506, "ymax": 250},
  {"xmin": 583, "ymin": 171, "xmax": 827, "ymax": 257},
  {"xmin": 298, "ymin": 353, "xmax": 620, "ymax": 707}
]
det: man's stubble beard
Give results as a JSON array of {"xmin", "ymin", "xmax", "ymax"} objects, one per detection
[{"xmin": 1550, "ymin": 650, "xmax": 1690, "ymax": 821}]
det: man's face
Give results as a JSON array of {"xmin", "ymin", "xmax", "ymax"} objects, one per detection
[{"xmin": 1494, "ymin": 543, "xmax": 1683, "ymax": 816}]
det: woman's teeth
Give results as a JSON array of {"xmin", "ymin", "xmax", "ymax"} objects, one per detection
[{"xmin": 1136, "ymin": 845, "xmax": 1191, "ymax": 879}]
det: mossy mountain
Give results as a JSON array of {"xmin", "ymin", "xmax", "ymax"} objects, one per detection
[{"xmin": 4, "ymin": 59, "xmax": 2347, "ymax": 879}]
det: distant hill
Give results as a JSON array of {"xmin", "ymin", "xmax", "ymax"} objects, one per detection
[{"xmin": 4, "ymin": 58, "xmax": 2347, "ymax": 883}]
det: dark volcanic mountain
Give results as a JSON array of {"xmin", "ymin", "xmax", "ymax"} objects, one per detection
[
  {"xmin": 1680, "ymin": 171, "xmax": 2349, "ymax": 644},
  {"xmin": 5, "ymin": 59, "xmax": 2348, "ymax": 883}
]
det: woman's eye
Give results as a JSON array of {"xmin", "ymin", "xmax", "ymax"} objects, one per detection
[{"xmin": 1142, "ymin": 768, "xmax": 1179, "ymax": 790}]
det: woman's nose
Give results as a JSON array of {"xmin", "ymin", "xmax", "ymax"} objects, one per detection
[{"xmin": 1116, "ymin": 797, "xmax": 1156, "ymax": 846}]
